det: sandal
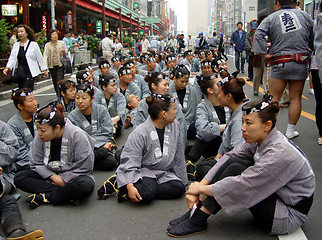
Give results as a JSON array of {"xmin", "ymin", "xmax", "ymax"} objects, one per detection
[
  {"xmin": 26, "ymin": 193, "xmax": 49, "ymax": 209},
  {"xmin": 318, "ymin": 137, "xmax": 322, "ymax": 145},
  {"xmin": 7, "ymin": 229, "xmax": 44, "ymax": 240},
  {"xmin": 97, "ymin": 174, "xmax": 118, "ymax": 200},
  {"xmin": 186, "ymin": 160, "xmax": 196, "ymax": 181}
]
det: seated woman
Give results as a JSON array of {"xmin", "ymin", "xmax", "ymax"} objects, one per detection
[
  {"xmin": 14, "ymin": 104, "xmax": 95, "ymax": 209},
  {"xmin": 99, "ymin": 75, "xmax": 126, "ymax": 137},
  {"xmin": 168, "ymin": 65, "xmax": 198, "ymax": 139},
  {"xmin": 68, "ymin": 82, "xmax": 117, "ymax": 171},
  {"xmin": 186, "ymin": 75, "xmax": 230, "ymax": 180},
  {"xmin": 167, "ymin": 96, "xmax": 315, "ymax": 237},
  {"xmin": 97, "ymin": 93, "xmax": 188, "ymax": 203},
  {"xmin": 8, "ymin": 88, "xmax": 38, "ymax": 171},
  {"xmin": 53, "ymin": 79, "xmax": 76, "ymax": 113},
  {"xmin": 196, "ymin": 73, "xmax": 247, "ymax": 180},
  {"xmin": 0, "ymin": 120, "xmax": 19, "ymax": 194}
]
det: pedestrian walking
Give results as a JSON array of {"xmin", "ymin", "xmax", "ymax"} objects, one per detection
[
  {"xmin": 230, "ymin": 22, "xmax": 247, "ymax": 73},
  {"xmin": 3, "ymin": 25, "xmax": 48, "ymax": 91},
  {"xmin": 44, "ymin": 29, "xmax": 67, "ymax": 96}
]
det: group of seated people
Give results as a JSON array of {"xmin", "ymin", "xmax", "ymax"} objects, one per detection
[{"xmin": 0, "ymin": 49, "xmax": 315, "ymax": 239}]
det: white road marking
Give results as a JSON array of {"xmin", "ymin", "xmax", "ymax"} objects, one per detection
[
  {"xmin": 0, "ymin": 85, "xmax": 54, "ymax": 107},
  {"xmin": 278, "ymin": 228, "xmax": 308, "ymax": 240}
]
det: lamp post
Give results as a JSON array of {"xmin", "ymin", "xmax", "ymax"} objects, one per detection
[
  {"xmin": 115, "ymin": 8, "xmax": 122, "ymax": 43},
  {"xmin": 99, "ymin": 0, "xmax": 106, "ymax": 38}
]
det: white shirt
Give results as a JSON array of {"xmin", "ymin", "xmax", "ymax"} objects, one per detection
[
  {"xmin": 101, "ymin": 37, "xmax": 114, "ymax": 51},
  {"xmin": 114, "ymin": 42, "xmax": 123, "ymax": 51},
  {"xmin": 141, "ymin": 39, "xmax": 150, "ymax": 52}
]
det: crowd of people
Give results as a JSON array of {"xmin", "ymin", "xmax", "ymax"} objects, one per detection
[{"xmin": 0, "ymin": 0, "xmax": 320, "ymax": 238}]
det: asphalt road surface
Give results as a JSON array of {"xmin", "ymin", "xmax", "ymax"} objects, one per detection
[{"xmin": 0, "ymin": 58, "xmax": 321, "ymax": 240}]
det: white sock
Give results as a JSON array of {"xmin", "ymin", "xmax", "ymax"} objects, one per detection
[{"xmin": 287, "ymin": 124, "xmax": 295, "ymax": 132}]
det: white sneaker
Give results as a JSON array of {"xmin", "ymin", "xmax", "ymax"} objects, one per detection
[
  {"xmin": 286, "ymin": 130, "xmax": 299, "ymax": 139},
  {"xmin": 309, "ymin": 89, "xmax": 314, "ymax": 95}
]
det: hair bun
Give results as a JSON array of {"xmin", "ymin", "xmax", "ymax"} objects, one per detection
[
  {"xmin": 56, "ymin": 104, "xmax": 65, "ymax": 114},
  {"xmin": 146, "ymin": 96, "xmax": 153, "ymax": 105},
  {"xmin": 237, "ymin": 78, "xmax": 246, "ymax": 87}
]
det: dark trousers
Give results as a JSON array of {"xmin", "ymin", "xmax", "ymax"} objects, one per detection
[
  {"xmin": 187, "ymin": 122, "xmax": 197, "ymax": 140},
  {"xmin": 235, "ymin": 50, "xmax": 246, "ymax": 71},
  {"xmin": 0, "ymin": 195, "xmax": 25, "ymax": 236},
  {"xmin": 311, "ymin": 69, "xmax": 322, "ymax": 137},
  {"xmin": 202, "ymin": 157, "xmax": 276, "ymax": 232},
  {"xmin": 119, "ymin": 177, "xmax": 185, "ymax": 204},
  {"xmin": 18, "ymin": 76, "xmax": 35, "ymax": 91},
  {"xmin": 49, "ymin": 66, "xmax": 64, "ymax": 96},
  {"xmin": 248, "ymin": 54, "xmax": 254, "ymax": 80},
  {"xmin": 188, "ymin": 137, "xmax": 222, "ymax": 163},
  {"xmin": 94, "ymin": 147, "xmax": 117, "ymax": 171},
  {"xmin": 14, "ymin": 170, "xmax": 94, "ymax": 205}
]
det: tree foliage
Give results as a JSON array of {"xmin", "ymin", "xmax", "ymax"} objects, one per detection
[{"xmin": 0, "ymin": 19, "xmax": 13, "ymax": 59}]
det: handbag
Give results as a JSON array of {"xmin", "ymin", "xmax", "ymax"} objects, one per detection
[
  {"xmin": 61, "ymin": 57, "xmax": 72, "ymax": 74},
  {"xmin": 69, "ymin": 47, "xmax": 76, "ymax": 54},
  {"xmin": 13, "ymin": 40, "xmax": 31, "ymax": 84}
]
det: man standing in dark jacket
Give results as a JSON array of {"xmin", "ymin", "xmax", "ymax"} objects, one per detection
[{"xmin": 230, "ymin": 22, "xmax": 247, "ymax": 73}]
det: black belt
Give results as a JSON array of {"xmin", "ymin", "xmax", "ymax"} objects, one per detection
[{"xmin": 290, "ymin": 194, "xmax": 314, "ymax": 215}]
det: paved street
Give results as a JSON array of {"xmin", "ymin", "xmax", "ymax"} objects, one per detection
[{"xmin": 0, "ymin": 58, "xmax": 321, "ymax": 240}]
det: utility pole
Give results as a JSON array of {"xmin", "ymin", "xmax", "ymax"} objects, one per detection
[
  {"xmin": 72, "ymin": 0, "xmax": 77, "ymax": 33},
  {"xmin": 127, "ymin": 13, "xmax": 132, "ymax": 38},
  {"xmin": 99, "ymin": 0, "xmax": 106, "ymax": 38},
  {"xmin": 51, "ymin": 0, "xmax": 55, "ymax": 29},
  {"xmin": 22, "ymin": 0, "xmax": 30, "ymax": 26}
]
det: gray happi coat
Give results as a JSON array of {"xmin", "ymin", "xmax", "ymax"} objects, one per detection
[
  {"xmin": 53, "ymin": 97, "xmax": 76, "ymax": 113},
  {"xmin": 218, "ymin": 102, "xmax": 246, "ymax": 156},
  {"xmin": 133, "ymin": 98, "xmax": 187, "ymax": 146},
  {"xmin": 252, "ymin": 6, "xmax": 313, "ymax": 56},
  {"xmin": 116, "ymin": 80, "xmax": 141, "ymax": 99},
  {"xmin": 93, "ymin": 86, "xmax": 106, "ymax": 107},
  {"xmin": 68, "ymin": 103, "xmax": 114, "ymax": 148},
  {"xmin": 99, "ymin": 92, "xmax": 126, "ymax": 126},
  {"xmin": 195, "ymin": 98, "xmax": 230, "ymax": 142},
  {"xmin": 0, "ymin": 120, "xmax": 19, "ymax": 186},
  {"xmin": 168, "ymin": 81, "xmax": 198, "ymax": 129},
  {"xmin": 116, "ymin": 116, "xmax": 188, "ymax": 188},
  {"xmin": 29, "ymin": 119, "xmax": 95, "ymax": 183},
  {"xmin": 205, "ymin": 128, "xmax": 315, "ymax": 235},
  {"xmin": 7, "ymin": 112, "xmax": 37, "ymax": 167},
  {"xmin": 134, "ymin": 74, "xmax": 150, "ymax": 99}
]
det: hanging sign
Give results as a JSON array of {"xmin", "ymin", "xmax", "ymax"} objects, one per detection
[
  {"xmin": 42, "ymin": 15, "xmax": 47, "ymax": 31},
  {"xmin": 67, "ymin": 11, "xmax": 72, "ymax": 29},
  {"xmin": 1, "ymin": 4, "xmax": 17, "ymax": 16}
]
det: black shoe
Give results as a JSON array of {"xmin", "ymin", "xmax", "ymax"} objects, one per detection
[
  {"xmin": 241, "ymin": 70, "xmax": 245, "ymax": 73},
  {"xmin": 7, "ymin": 229, "xmax": 44, "ymax": 240},
  {"xmin": 254, "ymin": 92, "xmax": 258, "ymax": 96},
  {"xmin": 97, "ymin": 174, "xmax": 118, "ymax": 200},
  {"xmin": 117, "ymin": 191, "xmax": 128, "ymax": 203},
  {"xmin": 167, "ymin": 208, "xmax": 209, "ymax": 237},
  {"xmin": 168, "ymin": 210, "xmax": 191, "ymax": 230},
  {"xmin": 247, "ymin": 77, "xmax": 253, "ymax": 82},
  {"xmin": 186, "ymin": 160, "xmax": 196, "ymax": 181},
  {"xmin": 26, "ymin": 193, "xmax": 49, "ymax": 209},
  {"xmin": 115, "ymin": 148, "xmax": 123, "ymax": 165}
]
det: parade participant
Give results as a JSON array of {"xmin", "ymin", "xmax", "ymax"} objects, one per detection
[
  {"xmin": 191, "ymin": 50, "xmax": 205, "ymax": 73},
  {"xmin": 99, "ymin": 75, "xmax": 126, "ymax": 137},
  {"xmin": 117, "ymin": 67, "xmax": 141, "ymax": 98},
  {"xmin": 14, "ymin": 104, "xmax": 95, "ymax": 209},
  {"xmin": 230, "ymin": 22, "xmax": 247, "ymax": 73},
  {"xmin": 44, "ymin": 29, "xmax": 67, "ymax": 96},
  {"xmin": 0, "ymin": 120, "xmax": 19, "ymax": 194},
  {"xmin": 76, "ymin": 70, "xmax": 105, "ymax": 107},
  {"xmin": 167, "ymin": 96, "xmax": 315, "ymax": 237},
  {"xmin": 93, "ymin": 58, "xmax": 118, "ymax": 88},
  {"xmin": 139, "ymin": 53, "xmax": 150, "ymax": 69},
  {"xmin": 3, "ymin": 25, "xmax": 48, "ymax": 91},
  {"xmin": 186, "ymin": 76, "xmax": 231, "ymax": 180},
  {"xmin": 194, "ymin": 58, "xmax": 215, "ymax": 101},
  {"xmin": 68, "ymin": 82, "xmax": 117, "ymax": 171},
  {"xmin": 125, "ymin": 94, "xmax": 141, "ymax": 128},
  {"xmin": 0, "ymin": 168, "xmax": 44, "ymax": 240},
  {"xmin": 140, "ymin": 57, "xmax": 159, "ymax": 74},
  {"xmin": 313, "ymin": 2, "xmax": 322, "ymax": 145},
  {"xmin": 169, "ymin": 65, "xmax": 198, "ymax": 139},
  {"xmin": 8, "ymin": 88, "xmax": 38, "ymax": 171},
  {"xmin": 110, "ymin": 56, "xmax": 121, "ymax": 73},
  {"xmin": 205, "ymin": 50, "xmax": 213, "ymax": 60},
  {"xmin": 252, "ymin": 0, "xmax": 314, "ymax": 139},
  {"xmin": 181, "ymin": 50, "xmax": 194, "ymax": 72},
  {"xmin": 161, "ymin": 54, "xmax": 177, "ymax": 76},
  {"xmin": 156, "ymin": 52, "xmax": 166, "ymax": 70},
  {"xmin": 211, "ymin": 57, "xmax": 229, "ymax": 75},
  {"xmin": 124, "ymin": 60, "xmax": 150, "ymax": 99},
  {"xmin": 196, "ymin": 73, "xmax": 246, "ymax": 180},
  {"xmin": 53, "ymin": 79, "xmax": 76, "ymax": 113},
  {"xmin": 97, "ymin": 93, "xmax": 187, "ymax": 203}
]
